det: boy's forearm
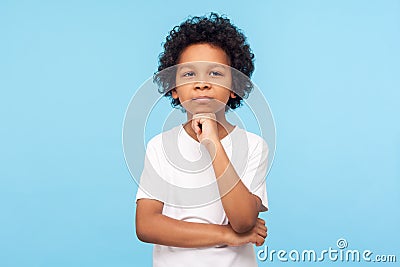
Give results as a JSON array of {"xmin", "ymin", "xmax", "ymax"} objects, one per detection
[
  {"xmin": 207, "ymin": 141, "xmax": 260, "ymax": 233},
  {"xmin": 136, "ymin": 212, "xmax": 229, "ymax": 248}
]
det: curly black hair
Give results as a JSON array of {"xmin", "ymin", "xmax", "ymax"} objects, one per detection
[{"xmin": 154, "ymin": 13, "xmax": 255, "ymax": 110}]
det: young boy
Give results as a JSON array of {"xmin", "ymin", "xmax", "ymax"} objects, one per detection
[{"xmin": 135, "ymin": 13, "xmax": 269, "ymax": 266}]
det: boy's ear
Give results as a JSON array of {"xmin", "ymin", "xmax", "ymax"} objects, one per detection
[
  {"xmin": 171, "ymin": 88, "xmax": 178, "ymax": 99},
  {"xmin": 230, "ymin": 91, "xmax": 237, "ymax": 99}
]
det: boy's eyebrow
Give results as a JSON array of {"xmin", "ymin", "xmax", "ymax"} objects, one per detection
[
  {"xmin": 177, "ymin": 62, "xmax": 228, "ymax": 71},
  {"xmin": 208, "ymin": 63, "xmax": 228, "ymax": 69}
]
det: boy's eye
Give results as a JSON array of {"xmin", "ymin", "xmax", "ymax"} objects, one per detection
[
  {"xmin": 209, "ymin": 71, "xmax": 223, "ymax": 76},
  {"xmin": 182, "ymin": 71, "xmax": 195, "ymax": 77}
]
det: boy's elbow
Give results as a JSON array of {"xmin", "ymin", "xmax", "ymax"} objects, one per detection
[
  {"xmin": 136, "ymin": 231, "xmax": 151, "ymax": 243},
  {"xmin": 136, "ymin": 222, "xmax": 153, "ymax": 243},
  {"xmin": 136, "ymin": 215, "xmax": 157, "ymax": 243},
  {"xmin": 231, "ymin": 218, "xmax": 257, "ymax": 234},
  {"xmin": 136, "ymin": 226, "xmax": 147, "ymax": 242},
  {"xmin": 230, "ymin": 207, "xmax": 259, "ymax": 233}
]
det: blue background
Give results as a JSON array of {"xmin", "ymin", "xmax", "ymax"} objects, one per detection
[{"xmin": 1, "ymin": 0, "xmax": 399, "ymax": 266}]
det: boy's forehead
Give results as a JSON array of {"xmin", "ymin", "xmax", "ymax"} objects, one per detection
[{"xmin": 178, "ymin": 43, "xmax": 230, "ymax": 65}]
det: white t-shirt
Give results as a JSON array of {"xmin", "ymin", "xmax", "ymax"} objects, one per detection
[{"xmin": 136, "ymin": 124, "xmax": 269, "ymax": 267}]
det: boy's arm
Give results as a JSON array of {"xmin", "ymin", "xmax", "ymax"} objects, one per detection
[
  {"xmin": 136, "ymin": 198, "xmax": 267, "ymax": 248},
  {"xmin": 208, "ymin": 141, "xmax": 263, "ymax": 233},
  {"xmin": 191, "ymin": 114, "xmax": 266, "ymax": 234}
]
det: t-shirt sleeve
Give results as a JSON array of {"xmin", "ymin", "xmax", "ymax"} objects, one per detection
[
  {"xmin": 135, "ymin": 137, "xmax": 163, "ymax": 202},
  {"xmin": 241, "ymin": 138, "xmax": 269, "ymax": 212}
]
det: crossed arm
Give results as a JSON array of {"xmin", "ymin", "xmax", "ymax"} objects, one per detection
[
  {"xmin": 136, "ymin": 114, "xmax": 268, "ymax": 248},
  {"xmin": 136, "ymin": 139, "xmax": 267, "ymax": 248},
  {"xmin": 136, "ymin": 199, "xmax": 266, "ymax": 248}
]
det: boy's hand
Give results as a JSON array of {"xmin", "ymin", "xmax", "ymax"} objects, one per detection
[
  {"xmin": 223, "ymin": 218, "xmax": 267, "ymax": 247},
  {"xmin": 191, "ymin": 113, "xmax": 219, "ymax": 147}
]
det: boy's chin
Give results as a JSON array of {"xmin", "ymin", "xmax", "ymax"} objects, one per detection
[
  {"xmin": 182, "ymin": 101, "xmax": 227, "ymax": 115},
  {"xmin": 183, "ymin": 106, "xmax": 226, "ymax": 115}
]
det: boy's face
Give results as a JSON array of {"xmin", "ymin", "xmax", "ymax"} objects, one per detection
[{"xmin": 171, "ymin": 43, "xmax": 236, "ymax": 115}]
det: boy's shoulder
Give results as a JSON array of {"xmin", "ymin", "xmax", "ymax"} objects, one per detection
[
  {"xmin": 146, "ymin": 125, "xmax": 181, "ymax": 149},
  {"xmin": 233, "ymin": 126, "xmax": 268, "ymax": 147}
]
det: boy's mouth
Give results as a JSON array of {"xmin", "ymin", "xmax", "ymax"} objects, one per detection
[
  {"xmin": 192, "ymin": 96, "xmax": 213, "ymax": 100},
  {"xmin": 192, "ymin": 97, "xmax": 214, "ymax": 103}
]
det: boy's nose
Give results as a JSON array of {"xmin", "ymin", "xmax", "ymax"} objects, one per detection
[{"xmin": 194, "ymin": 81, "xmax": 211, "ymax": 90}]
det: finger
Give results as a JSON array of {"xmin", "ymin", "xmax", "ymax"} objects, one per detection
[
  {"xmin": 257, "ymin": 228, "xmax": 267, "ymax": 238},
  {"xmin": 193, "ymin": 113, "xmax": 215, "ymax": 120},
  {"xmin": 195, "ymin": 123, "xmax": 202, "ymax": 135},
  {"xmin": 192, "ymin": 113, "xmax": 205, "ymax": 119},
  {"xmin": 257, "ymin": 218, "xmax": 265, "ymax": 224},
  {"xmin": 256, "ymin": 224, "xmax": 267, "ymax": 238},
  {"xmin": 191, "ymin": 118, "xmax": 201, "ymax": 135},
  {"xmin": 256, "ymin": 220, "xmax": 265, "ymax": 230},
  {"xmin": 256, "ymin": 221, "xmax": 265, "ymax": 230},
  {"xmin": 192, "ymin": 114, "xmax": 207, "ymax": 122},
  {"xmin": 257, "ymin": 223, "xmax": 267, "ymax": 232},
  {"xmin": 255, "ymin": 236, "xmax": 265, "ymax": 246},
  {"xmin": 259, "ymin": 227, "xmax": 267, "ymax": 237},
  {"xmin": 194, "ymin": 113, "xmax": 218, "ymax": 127},
  {"xmin": 256, "ymin": 224, "xmax": 267, "ymax": 236}
]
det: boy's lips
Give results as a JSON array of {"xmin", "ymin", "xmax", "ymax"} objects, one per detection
[
  {"xmin": 192, "ymin": 96, "xmax": 213, "ymax": 100},
  {"xmin": 192, "ymin": 96, "xmax": 214, "ymax": 103}
]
